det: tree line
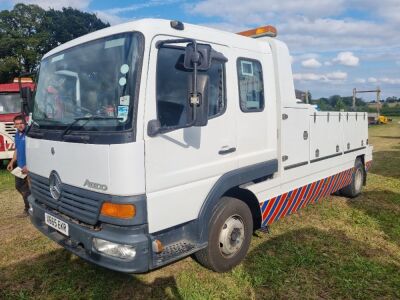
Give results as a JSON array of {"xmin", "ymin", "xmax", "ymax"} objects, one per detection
[
  {"xmin": 0, "ymin": 3, "xmax": 109, "ymax": 83},
  {"xmin": 309, "ymin": 94, "xmax": 400, "ymax": 116}
]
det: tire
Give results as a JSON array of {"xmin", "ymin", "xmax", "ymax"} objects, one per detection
[
  {"xmin": 340, "ymin": 158, "xmax": 365, "ymax": 198},
  {"xmin": 194, "ymin": 196, "xmax": 253, "ymax": 272}
]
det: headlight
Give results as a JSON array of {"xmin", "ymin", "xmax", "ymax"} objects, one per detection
[
  {"xmin": 92, "ymin": 238, "xmax": 136, "ymax": 260},
  {"xmin": 28, "ymin": 204, "xmax": 33, "ymax": 215}
]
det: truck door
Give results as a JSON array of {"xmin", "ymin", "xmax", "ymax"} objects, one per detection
[
  {"xmin": 144, "ymin": 37, "xmax": 236, "ymax": 233},
  {"xmin": 235, "ymin": 53, "xmax": 277, "ymax": 169}
]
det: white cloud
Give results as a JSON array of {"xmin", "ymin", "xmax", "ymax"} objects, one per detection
[
  {"xmin": 326, "ymin": 71, "xmax": 348, "ymax": 80},
  {"xmin": 282, "ymin": 18, "xmax": 398, "ymax": 53},
  {"xmin": 104, "ymin": 0, "xmax": 180, "ymax": 15},
  {"xmin": 324, "ymin": 61, "xmax": 332, "ymax": 66},
  {"xmin": 301, "ymin": 58, "xmax": 322, "ymax": 68},
  {"xmin": 333, "ymin": 52, "xmax": 360, "ymax": 66},
  {"xmin": 11, "ymin": 0, "xmax": 91, "ymax": 10},
  {"xmin": 10, "ymin": 0, "xmax": 181, "ymax": 25},
  {"xmin": 351, "ymin": 76, "xmax": 400, "ymax": 85},
  {"xmin": 191, "ymin": 0, "xmax": 346, "ymax": 23},
  {"xmin": 94, "ymin": 11, "xmax": 129, "ymax": 25},
  {"xmin": 94, "ymin": 0, "xmax": 182, "ymax": 25},
  {"xmin": 294, "ymin": 71, "xmax": 347, "ymax": 82},
  {"xmin": 353, "ymin": 0, "xmax": 400, "ymax": 25},
  {"xmin": 381, "ymin": 77, "xmax": 400, "ymax": 84},
  {"xmin": 293, "ymin": 73, "xmax": 324, "ymax": 81},
  {"xmin": 189, "ymin": 1, "xmax": 400, "ymax": 54},
  {"xmin": 291, "ymin": 53, "xmax": 319, "ymax": 63}
]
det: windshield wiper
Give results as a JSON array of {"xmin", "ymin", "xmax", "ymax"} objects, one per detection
[
  {"xmin": 26, "ymin": 119, "xmax": 40, "ymax": 135},
  {"xmin": 61, "ymin": 115, "xmax": 122, "ymax": 139}
]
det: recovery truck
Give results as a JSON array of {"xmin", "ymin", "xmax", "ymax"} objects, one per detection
[
  {"xmin": 26, "ymin": 19, "xmax": 373, "ymax": 273},
  {"xmin": 0, "ymin": 79, "xmax": 34, "ymax": 163}
]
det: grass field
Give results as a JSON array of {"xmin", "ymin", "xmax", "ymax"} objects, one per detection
[{"xmin": 0, "ymin": 119, "xmax": 399, "ymax": 299}]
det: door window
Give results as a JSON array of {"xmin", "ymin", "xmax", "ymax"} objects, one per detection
[
  {"xmin": 237, "ymin": 58, "xmax": 264, "ymax": 112},
  {"xmin": 156, "ymin": 47, "xmax": 226, "ymax": 128}
]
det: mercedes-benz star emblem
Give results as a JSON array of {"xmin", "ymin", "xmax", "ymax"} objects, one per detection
[
  {"xmin": 49, "ymin": 171, "xmax": 62, "ymax": 200},
  {"xmin": 51, "ymin": 147, "xmax": 55, "ymax": 155}
]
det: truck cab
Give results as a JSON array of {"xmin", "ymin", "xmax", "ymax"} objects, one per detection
[{"xmin": 27, "ymin": 19, "xmax": 372, "ymax": 273}]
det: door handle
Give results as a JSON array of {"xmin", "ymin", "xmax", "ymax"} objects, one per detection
[{"xmin": 218, "ymin": 147, "xmax": 236, "ymax": 155}]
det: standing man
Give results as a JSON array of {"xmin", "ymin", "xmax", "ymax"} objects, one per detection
[{"xmin": 7, "ymin": 115, "xmax": 31, "ymax": 216}]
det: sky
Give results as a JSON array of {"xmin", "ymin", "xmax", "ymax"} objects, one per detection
[{"xmin": 1, "ymin": 0, "xmax": 399, "ymax": 100}]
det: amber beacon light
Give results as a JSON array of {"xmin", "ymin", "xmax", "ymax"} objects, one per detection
[{"xmin": 237, "ymin": 25, "xmax": 278, "ymax": 38}]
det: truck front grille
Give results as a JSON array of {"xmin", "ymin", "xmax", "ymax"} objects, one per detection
[
  {"xmin": 30, "ymin": 173, "xmax": 105, "ymax": 225},
  {"xmin": 4, "ymin": 123, "xmax": 15, "ymax": 138}
]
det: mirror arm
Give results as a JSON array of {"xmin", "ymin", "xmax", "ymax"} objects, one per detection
[
  {"xmin": 156, "ymin": 38, "xmax": 195, "ymax": 49},
  {"xmin": 191, "ymin": 40, "xmax": 199, "ymax": 104},
  {"xmin": 188, "ymin": 41, "xmax": 200, "ymax": 127},
  {"xmin": 211, "ymin": 50, "xmax": 228, "ymax": 62}
]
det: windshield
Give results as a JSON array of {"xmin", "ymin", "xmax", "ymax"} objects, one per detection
[
  {"xmin": 0, "ymin": 94, "xmax": 21, "ymax": 114},
  {"xmin": 33, "ymin": 32, "xmax": 142, "ymax": 131}
]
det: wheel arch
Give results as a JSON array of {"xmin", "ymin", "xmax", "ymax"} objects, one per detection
[
  {"xmin": 356, "ymin": 154, "xmax": 367, "ymax": 185},
  {"xmin": 197, "ymin": 159, "xmax": 277, "ymax": 243},
  {"xmin": 224, "ymin": 187, "xmax": 262, "ymax": 231}
]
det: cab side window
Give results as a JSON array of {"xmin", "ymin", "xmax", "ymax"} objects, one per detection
[
  {"xmin": 156, "ymin": 47, "xmax": 226, "ymax": 128},
  {"xmin": 237, "ymin": 58, "xmax": 264, "ymax": 112}
]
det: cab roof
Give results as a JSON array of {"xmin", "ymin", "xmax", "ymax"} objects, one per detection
[{"xmin": 43, "ymin": 18, "xmax": 274, "ymax": 59}]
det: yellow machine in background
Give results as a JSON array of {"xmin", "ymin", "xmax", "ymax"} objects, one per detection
[
  {"xmin": 368, "ymin": 113, "xmax": 391, "ymax": 125},
  {"xmin": 378, "ymin": 115, "xmax": 389, "ymax": 124}
]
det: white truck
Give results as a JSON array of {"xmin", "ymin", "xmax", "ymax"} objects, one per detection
[{"xmin": 26, "ymin": 19, "xmax": 373, "ymax": 273}]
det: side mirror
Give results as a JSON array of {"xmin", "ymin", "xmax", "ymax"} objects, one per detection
[
  {"xmin": 147, "ymin": 119, "xmax": 161, "ymax": 137},
  {"xmin": 184, "ymin": 43, "xmax": 212, "ymax": 71},
  {"xmin": 188, "ymin": 74, "xmax": 209, "ymax": 127}
]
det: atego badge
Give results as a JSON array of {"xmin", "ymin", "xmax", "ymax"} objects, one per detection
[{"xmin": 83, "ymin": 179, "xmax": 108, "ymax": 191}]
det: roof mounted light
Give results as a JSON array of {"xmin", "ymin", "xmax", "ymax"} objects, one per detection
[
  {"xmin": 170, "ymin": 20, "xmax": 184, "ymax": 31},
  {"xmin": 237, "ymin": 25, "xmax": 277, "ymax": 38}
]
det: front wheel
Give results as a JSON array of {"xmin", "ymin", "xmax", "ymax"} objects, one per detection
[
  {"xmin": 340, "ymin": 158, "xmax": 365, "ymax": 198},
  {"xmin": 194, "ymin": 197, "xmax": 253, "ymax": 272}
]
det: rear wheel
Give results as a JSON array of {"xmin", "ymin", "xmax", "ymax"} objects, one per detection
[
  {"xmin": 340, "ymin": 158, "xmax": 365, "ymax": 198},
  {"xmin": 194, "ymin": 197, "xmax": 253, "ymax": 272}
]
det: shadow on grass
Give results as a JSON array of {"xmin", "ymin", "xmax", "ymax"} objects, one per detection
[
  {"xmin": 369, "ymin": 150, "xmax": 400, "ymax": 179},
  {"xmin": 347, "ymin": 190, "xmax": 400, "ymax": 245},
  {"xmin": 0, "ymin": 249, "xmax": 183, "ymax": 299},
  {"xmin": 243, "ymin": 228, "xmax": 400, "ymax": 299},
  {"xmin": 0, "ymin": 160, "xmax": 7, "ymax": 169}
]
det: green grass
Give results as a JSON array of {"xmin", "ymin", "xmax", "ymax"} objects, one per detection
[
  {"xmin": 0, "ymin": 160, "xmax": 14, "ymax": 190},
  {"xmin": 0, "ymin": 119, "xmax": 399, "ymax": 299}
]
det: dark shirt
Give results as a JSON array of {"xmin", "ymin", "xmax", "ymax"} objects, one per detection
[{"xmin": 15, "ymin": 130, "xmax": 26, "ymax": 168}]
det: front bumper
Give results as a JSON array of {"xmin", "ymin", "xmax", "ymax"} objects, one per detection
[
  {"xmin": 28, "ymin": 195, "xmax": 151, "ymax": 273},
  {"xmin": 0, "ymin": 150, "xmax": 13, "ymax": 160}
]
